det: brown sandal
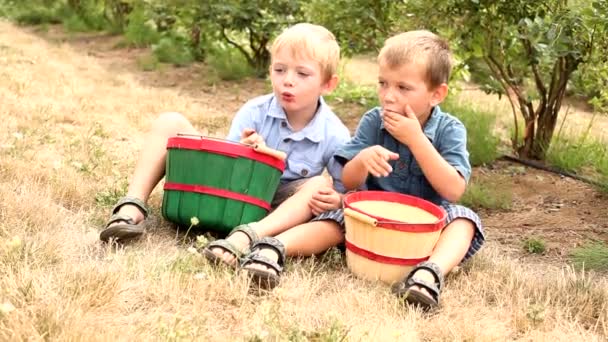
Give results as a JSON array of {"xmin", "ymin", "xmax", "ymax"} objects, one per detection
[
  {"xmin": 201, "ymin": 224, "xmax": 259, "ymax": 268},
  {"xmin": 100, "ymin": 196, "xmax": 149, "ymax": 243},
  {"xmin": 241, "ymin": 237, "xmax": 286, "ymax": 290}
]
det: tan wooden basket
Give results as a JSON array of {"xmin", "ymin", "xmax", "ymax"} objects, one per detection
[{"xmin": 343, "ymin": 191, "xmax": 446, "ymax": 284}]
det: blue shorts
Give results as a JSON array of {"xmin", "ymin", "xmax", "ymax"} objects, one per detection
[{"xmin": 313, "ymin": 203, "xmax": 485, "ymax": 263}]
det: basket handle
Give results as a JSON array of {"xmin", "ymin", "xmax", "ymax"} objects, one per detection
[
  {"xmin": 175, "ymin": 133, "xmax": 287, "ymax": 161},
  {"xmin": 344, "ymin": 208, "xmax": 378, "ymax": 227},
  {"xmin": 253, "ymin": 143, "xmax": 287, "ymax": 161}
]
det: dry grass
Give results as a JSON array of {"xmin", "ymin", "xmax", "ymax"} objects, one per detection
[{"xmin": 1, "ymin": 20, "xmax": 607, "ymax": 341}]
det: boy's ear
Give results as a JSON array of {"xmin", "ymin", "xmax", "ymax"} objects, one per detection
[
  {"xmin": 430, "ymin": 83, "xmax": 449, "ymax": 107},
  {"xmin": 322, "ymin": 74, "xmax": 339, "ymax": 95}
]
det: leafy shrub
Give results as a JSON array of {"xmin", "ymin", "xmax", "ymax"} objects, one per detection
[
  {"xmin": 124, "ymin": 6, "xmax": 160, "ymax": 47},
  {"xmin": 153, "ymin": 36, "xmax": 194, "ymax": 67},
  {"xmin": 206, "ymin": 43, "xmax": 255, "ymax": 81},
  {"xmin": 523, "ymin": 237, "xmax": 546, "ymax": 254}
]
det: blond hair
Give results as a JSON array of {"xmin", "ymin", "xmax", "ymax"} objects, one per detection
[
  {"xmin": 270, "ymin": 23, "xmax": 340, "ymax": 82},
  {"xmin": 378, "ymin": 30, "xmax": 452, "ymax": 88}
]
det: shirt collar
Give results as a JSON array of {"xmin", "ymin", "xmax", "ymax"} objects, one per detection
[
  {"xmin": 380, "ymin": 106, "xmax": 441, "ymax": 142},
  {"xmin": 268, "ymin": 94, "xmax": 328, "ymax": 143}
]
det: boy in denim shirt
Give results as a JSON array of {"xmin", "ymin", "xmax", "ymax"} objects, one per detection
[
  {"xmin": 101, "ymin": 24, "xmax": 350, "ymax": 288},
  {"xmin": 321, "ymin": 30, "xmax": 485, "ymax": 310}
]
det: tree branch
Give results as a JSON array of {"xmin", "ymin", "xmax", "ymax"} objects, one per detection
[
  {"xmin": 522, "ymin": 38, "xmax": 548, "ymax": 106},
  {"xmin": 484, "ymin": 56, "xmax": 520, "ymax": 149},
  {"xmin": 220, "ymin": 28, "xmax": 254, "ymax": 67}
]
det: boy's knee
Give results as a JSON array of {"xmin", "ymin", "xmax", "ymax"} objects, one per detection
[
  {"xmin": 153, "ymin": 112, "xmax": 192, "ymax": 132},
  {"xmin": 302, "ymin": 175, "xmax": 331, "ymax": 189}
]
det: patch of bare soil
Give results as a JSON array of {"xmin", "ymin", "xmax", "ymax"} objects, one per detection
[
  {"xmin": 32, "ymin": 26, "xmax": 608, "ymax": 268},
  {"xmin": 478, "ymin": 161, "xmax": 608, "ymax": 265}
]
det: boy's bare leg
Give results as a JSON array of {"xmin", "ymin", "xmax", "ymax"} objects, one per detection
[
  {"xmin": 244, "ymin": 220, "xmax": 344, "ymax": 274},
  {"xmin": 109, "ymin": 112, "xmax": 198, "ymax": 225},
  {"xmin": 211, "ymin": 176, "xmax": 331, "ymax": 263},
  {"xmin": 409, "ymin": 219, "xmax": 475, "ymax": 296}
]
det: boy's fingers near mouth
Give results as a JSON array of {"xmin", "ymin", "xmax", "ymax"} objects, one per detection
[{"xmin": 403, "ymin": 104, "xmax": 417, "ymax": 119}]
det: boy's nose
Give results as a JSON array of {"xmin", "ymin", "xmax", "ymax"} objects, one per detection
[
  {"xmin": 382, "ymin": 89, "xmax": 396, "ymax": 103},
  {"xmin": 283, "ymin": 71, "xmax": 295, "ymax": 87}
]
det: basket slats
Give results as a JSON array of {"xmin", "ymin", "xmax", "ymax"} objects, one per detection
[{"xmin": 162, "ymin": 138, "xmax": 283, "ymax": 233}]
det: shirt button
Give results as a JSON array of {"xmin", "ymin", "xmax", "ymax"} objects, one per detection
[
  {"xmin": 281, "ymin": 121, "xmax": 287, "ymax": 128},
  {"xmin": 301, "ymin": 169, "xmax": 309, "ymax": 176}
]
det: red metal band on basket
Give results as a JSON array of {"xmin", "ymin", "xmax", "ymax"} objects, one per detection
[
  {"xmin": 345, "ymin": 240, "xmax": 429, "ymax": 266},
  {"xmin": 166, "ymin": 137, "xmax": 285, "ymax": 172},
  {"xmin": 343, "ymin": 191, "xmax": 447, "ymax": 233},
  {"xmin": 164, "ymin": 182, "xmax": 271, "ymax": 211}
]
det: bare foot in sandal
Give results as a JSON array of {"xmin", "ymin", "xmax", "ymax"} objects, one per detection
[
  {"xmin": 100, "ymin": 196, "xmax": 149, "ymax": 243},
  {"xmin": 241, "ymin": 237, "xmax": 286, "ymax": 290},
  {"xmin": 202, "ymin": 224, "xmax": 259, "ymax": 268},
  {"xmin": 391, "ymin": 261, "xmax": 444, "ymax": 311},
  {"xmin": 210, "ymin": 231, "xmax": 252, "ymax": 265}
]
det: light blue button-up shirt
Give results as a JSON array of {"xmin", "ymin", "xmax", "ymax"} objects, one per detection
[
  {"xmin": 334, "ymin": 106, "xmax": 471, "ymax": 205},
  {"xmin": 226, "ymin": 93, "xmax": 351, "ymax": 193}
]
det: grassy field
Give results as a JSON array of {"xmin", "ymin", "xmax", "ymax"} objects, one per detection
[{"xmin": 1, "ymin": 20, "xmax": 607, "ymax": 341}]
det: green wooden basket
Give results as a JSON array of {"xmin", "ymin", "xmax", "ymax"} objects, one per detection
[{"xmin": 162, "ymin": 135, "xmax": 286, "ymax": 233}]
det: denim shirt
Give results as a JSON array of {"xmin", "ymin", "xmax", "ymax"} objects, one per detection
[
  {"xmin": 334, "ymin": 106, "xmax": 471, "ymax": 205},
  {"xmin": 226, "ymin": 94, "xmax": 351, "ymax": 193}
]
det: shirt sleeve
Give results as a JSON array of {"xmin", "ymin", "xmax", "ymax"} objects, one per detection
[
  {"xmin": 225, "ymin": 101, "xmax": 258, "ymax": 142},
  {"xmin": 438, "ymin": 120, "xmax": 472, "ymax": 183},
  {"xmin": 334, "ymin": 108, "xmax": 381, "ymax": 165}
]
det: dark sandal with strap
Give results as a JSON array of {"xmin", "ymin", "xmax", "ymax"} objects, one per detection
[
  {"xmin": 241, "ymin": 237, "xmax": 286, "ymax": 290},
  {"xmin": 100, "ymin": 196, "xmax": 149, "ymax": 243},
  {"xmin": 201, "ymin": 224, "xmax": 259, "ymax": 268},
  {"xmin": 391, "ymin": 261, "xmax": 444, "ymax": 311}
]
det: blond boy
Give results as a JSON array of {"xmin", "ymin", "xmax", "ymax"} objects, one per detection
[{"xmin": 100, "ymin": 23, "xmax": 350, "ymax": 289}]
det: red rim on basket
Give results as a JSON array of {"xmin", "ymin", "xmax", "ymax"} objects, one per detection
[
  {"xmin": 166, "ymin": 136, "xmax": 285, "ymax": 172},
  {"xmin": 343, "ymin": 191, "xmax": 446, "ymax": 233}
]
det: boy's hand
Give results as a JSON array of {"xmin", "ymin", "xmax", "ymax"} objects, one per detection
[
  {"xmin": 355, "ymin": 145, "xmax": 399, "ymax": 177},
  {"xmin": 309, "ymin": 186, "xmax": 341, "ymax": 216},
  {"xmin": 240, "ymin": 128, "xmax": 265, "ymax": 146},
  {"xmin": 383, "ymin": 104, "xmax": 423, "ymax": 146}
]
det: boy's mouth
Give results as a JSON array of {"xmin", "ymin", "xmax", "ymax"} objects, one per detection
[{"xmin": 281, "ymin": 92, "xmax": 295, "ymax": 103}]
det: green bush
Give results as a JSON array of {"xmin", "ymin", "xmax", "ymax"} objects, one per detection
[
  {"xmin": 443, "ymin": 98, "xmax": 500, "ymax": 167},
  {"xmin": 60, "ymin": 0, "xmax": 107, "ymax": 32},
  {"xmin": 152, "ymin": 36, "xmax": 194, "ymax": 67},
  {"xmin": 206, "ymin": 44, "xmax": 255, "ymax": 81},
  {"xmin": 523, "ymin": 237, "xmax": 546, "ymax": 254},
  {"xmin": 13, "ymin": 7, "xmax": 63, "ymax": 25},
  {"xmin": 124, "ymin": 6, "xmax": 160, "ymax": 47}
]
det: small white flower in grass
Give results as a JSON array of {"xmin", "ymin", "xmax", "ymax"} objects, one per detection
[
  {"xmin": 12, "ymin": 132, "xmax": 23, "ymax": 140},
  {"xmin": 193, "ymin": 272, "xmax": 207, "ymax": 280},
  {"xmin": 0, "ymin": 302, "xmax": 15, "ymax": 315},
  {"xmin": 190, "ymin": 217, "xmax": 200, "ymax": 226},
  {"xmin": 186, "ymin": 247, "xmax": 199, "ymax": 256}
]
